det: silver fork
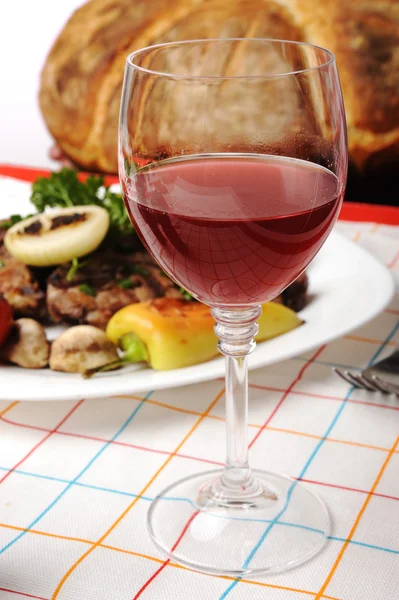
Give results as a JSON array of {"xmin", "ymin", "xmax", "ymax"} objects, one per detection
[{"xmin": 335, "ymin": 349, "xmax": 399, "ymax": 396}]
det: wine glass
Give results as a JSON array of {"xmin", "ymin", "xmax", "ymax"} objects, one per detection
[{"xmin": 119, "ymin": 39, "xmax": 347, "ymax": 577}]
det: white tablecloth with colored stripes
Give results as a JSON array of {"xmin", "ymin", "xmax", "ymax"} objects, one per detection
[{"xmin": 0, "ymin": 213, "xmax": 398, "ymax": 600}]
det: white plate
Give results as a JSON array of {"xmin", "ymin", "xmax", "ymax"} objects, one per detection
[{"xmin": 0, "ymin": 179, "xmax": 395, "ymax": 401}]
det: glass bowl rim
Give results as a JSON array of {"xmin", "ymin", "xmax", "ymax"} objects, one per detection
[{"xmin": 126, "ymin": 38, "xmax": 336, "ymax": 81}]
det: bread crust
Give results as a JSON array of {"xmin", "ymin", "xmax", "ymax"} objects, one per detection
[{"xmin": 39, "ymin": 0, "xmax": 399, "ymax": 172}]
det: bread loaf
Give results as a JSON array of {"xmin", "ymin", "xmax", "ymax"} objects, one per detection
[{"xmin": 39, "ymin": 0, "xmax": 399, "ymax": 174}]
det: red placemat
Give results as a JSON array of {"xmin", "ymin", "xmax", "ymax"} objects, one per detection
[{"xmin": 1, "ymin": 164, "xmax": 398, "ymax": 226}]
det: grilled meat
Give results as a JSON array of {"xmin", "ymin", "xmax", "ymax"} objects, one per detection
[
  {"xmin": 0, "ymin": 223, "xmax": 47, "ymax": 320},
  {"xmin": 282, "ymin": 272, "xmax": 308, "ymax": 312},
  {"xmin": 46, "ymin": 251, "xmax": 184, "ymax": 329},
  {"xmin": 47, "ymin": 248, "xmax": 308, "ymax": 330}
]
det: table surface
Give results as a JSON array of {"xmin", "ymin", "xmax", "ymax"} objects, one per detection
[{"xmin": 0, "ymin": 167, "xmax": 398, "ymax": 600}]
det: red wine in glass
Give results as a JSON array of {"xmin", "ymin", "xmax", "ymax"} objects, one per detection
[{"xmin": 125, "ymin": 153, "xmax": 342, "ymax": 305}]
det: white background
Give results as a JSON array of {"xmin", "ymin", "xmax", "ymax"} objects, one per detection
[{"xmin": 1, "ymin": 1, "xmax": 83, "ymax": 169}]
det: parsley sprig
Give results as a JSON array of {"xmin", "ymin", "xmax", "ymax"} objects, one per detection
[{"xmin": 30, "ymin": 168, "xmax": 133, "ymax": 234}]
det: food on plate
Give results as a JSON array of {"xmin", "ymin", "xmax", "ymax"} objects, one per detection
[
  {"xmin": 105, "ymin": 298, "xmax": 303, "ymax": 371},
  {"xmin": 0, "ymin": 227, "xmax": 47, "ymax": 320},
  {"xmin": 0, "ymin": 169, "xmax": 309, "ymax": 373},
  {"xmin": 0, "ymin": 297, "xmax": 13, "ymax": 347},
  {"xmin": 30, "ymin": 168, "xmax": 133, "ymax": 235},
  {"xmin": 49, "ymin": 325, "xmax": 119, "ymax": 373},
  {"xmin": 39, "ymin": 0, "xmax": 398, "ymax": 174},
  {"xmin": 106, "ymin": 299, "xmax": 217, "ymax": 371},
  {"xmin": 276, "ymin": 272, "xmax": 309, "ymax": 313},
  {"xmin": 0, "ymin": 169, "xmax": 141, "ymax": 321},
  {"xmin": 4, "ymin": 206, "xmax": 109, "ymax": 267},
  {"xmin": 0, "ymin": 169, "xmax": 309, "ymax": 328},
  {"xmin": 46, "ymin": 251, "xmax": 184, "ymax": 329},
  {"xmin": 0, "ymin": 318, "xmax": 49, "ymax": 368}
]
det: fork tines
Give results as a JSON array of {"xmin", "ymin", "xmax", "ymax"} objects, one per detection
[{"xmin": 334, "ymin": 368, "xmax": 399, "ymax": 396}]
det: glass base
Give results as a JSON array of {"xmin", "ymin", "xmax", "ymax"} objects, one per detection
[{"xmin": 147, "ymin": 469, "xmax": 330, "ymax": 577}]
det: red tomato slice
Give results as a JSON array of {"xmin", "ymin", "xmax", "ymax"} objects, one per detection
[{"xmin": 0, "ymin": 297, "xmax": 13, "ymax": 347}]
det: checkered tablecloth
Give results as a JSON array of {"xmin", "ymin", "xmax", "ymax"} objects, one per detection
[{"xmin": 1, "ymin": 179, "xmax": 399, "ymax": 599}]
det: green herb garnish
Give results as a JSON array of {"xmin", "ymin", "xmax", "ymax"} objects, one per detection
[
  {"xmin": 0, "ymin": 260, "xmax": 5, "ymax": 268},
  {"xmin": 0, "ymin": 214, "xmax": 26, "ymax": 229},
  {"xmin": 79, "ymin": 283, "xmax": 96, "ymax": 297},
  {"xmin": 118, "ymin": 278, "xmax": 135, "ymax": 289},
  {"xmin": 179, "ymin": 286, "xmax": 194, "ymax": 301},
  {"xmin": 132, "ymin": 265, "xmax": 150, "ymax": 277},
  {"xmin": 66, "ymin": 257, "xmax": 84, "ymax": 282},
  {"xmin": 30, "ymin": 168, "xmax": 133, "ymax": 234}
]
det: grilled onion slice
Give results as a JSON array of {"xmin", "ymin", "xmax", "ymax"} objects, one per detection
[{"xmin": 4, "ymin": 206, "xmax": 109, "ymax": 266}]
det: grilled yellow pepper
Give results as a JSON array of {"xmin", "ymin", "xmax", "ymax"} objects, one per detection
[{"xmin": 106, "ymin": 298, "xmax": 302, "ymax": 371}]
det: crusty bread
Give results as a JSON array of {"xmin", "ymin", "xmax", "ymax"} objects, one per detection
[
  {"xmin": 288, "ymin": 0, "xmax": 399, "ymax": 170},
  {"xmin": 39, "ymin": 0, "xmax": 399, "ymax": 174}
]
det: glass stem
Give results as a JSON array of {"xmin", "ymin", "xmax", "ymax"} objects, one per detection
[
  {"xmin": 224, "ymin": 353, "xmax": 251, "ymax": 485},
  {"xmin": 211, "ymin": 306, "xmax": 262, "ymax": 499}
]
